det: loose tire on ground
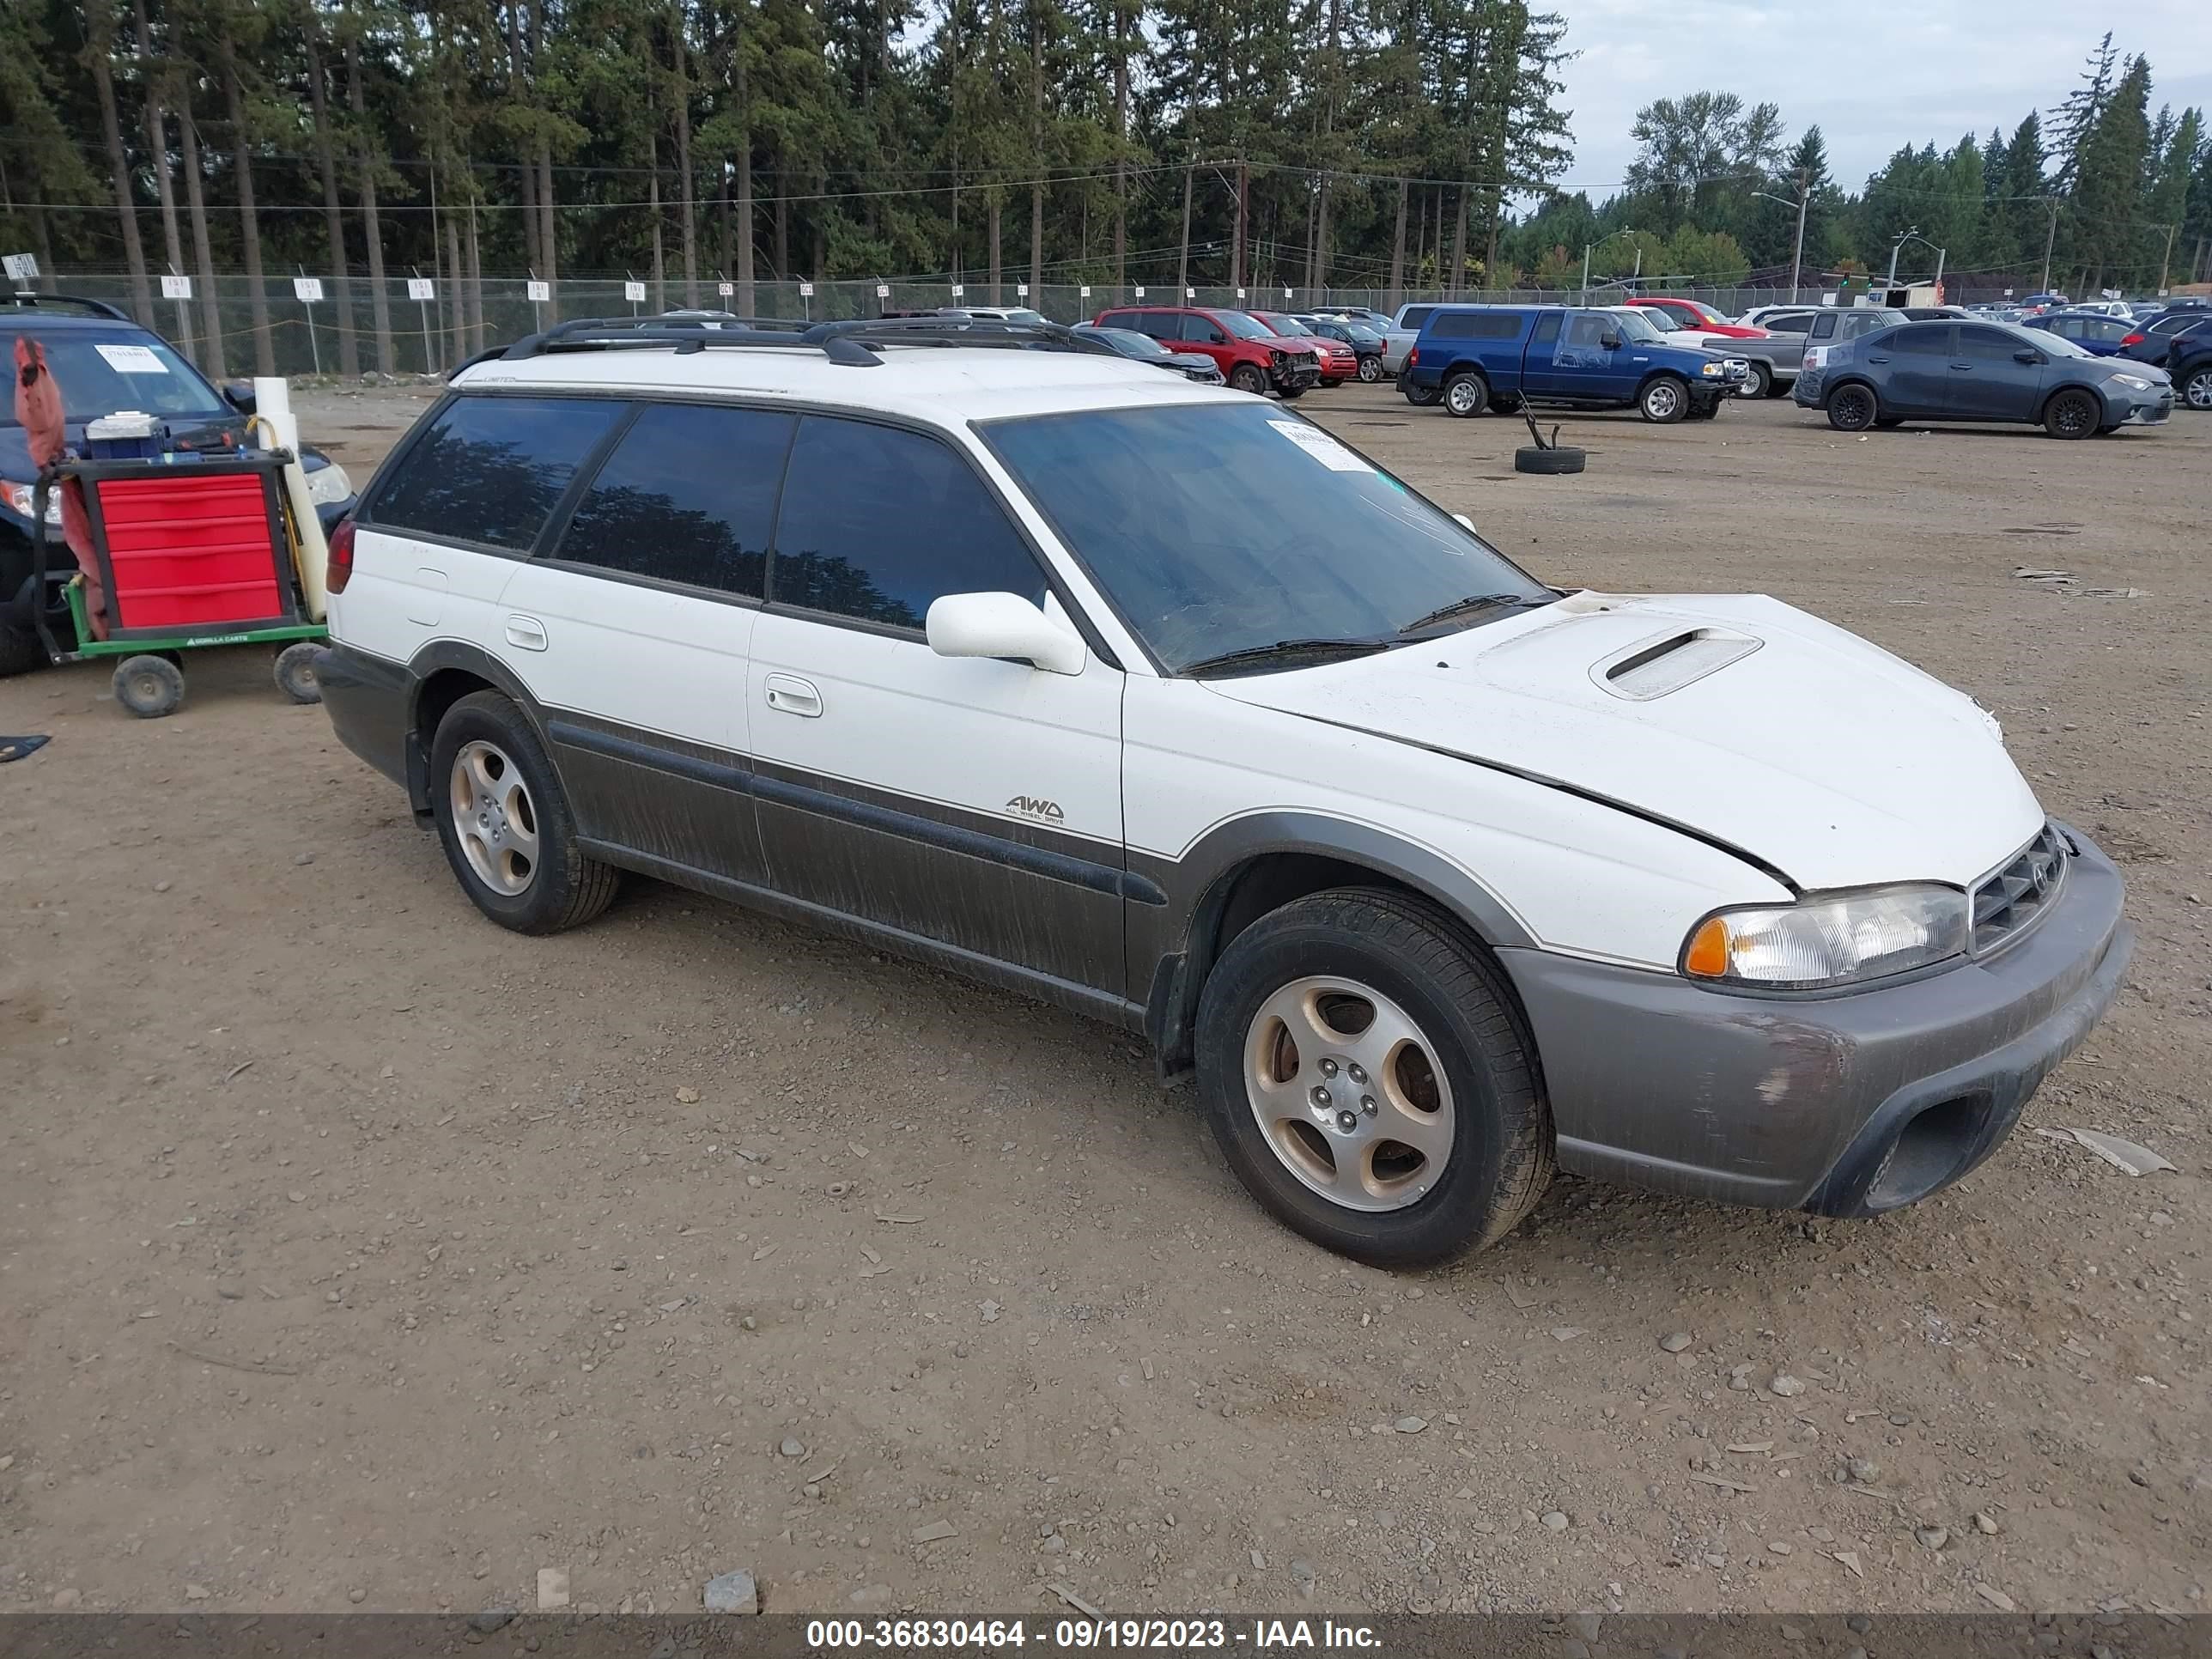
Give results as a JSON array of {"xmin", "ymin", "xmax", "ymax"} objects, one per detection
[
  {"xmin": 1443, "ymin": 372, "xmax": 1490, "ymax": 418},
  {"xmin": 1402, "ymin": 382, "xmax": 1443, "ymax": 408},
  {"xmin": 0, "ymin": 623, "xmax": 44, "ymax": 678},
  {"xmin": 1193, "ymin": 888, "xmax": 1553, "ymax": 1267},
  {"xmin": 1514, "ymin": 445, "xmax": 1585, "ymax": 474},
  {"xmin": 1638, "ymin": 375, "xmax": 1689, "ymax": 424},
  {"xmin": 1826, "ymin": 383, "xmax": 1879, "ymax": 432},
  {"xmin": 428, "ymin": 690, "xmax": 619, "ymax": 935},
  {"xmin": 112, "ymin": 653, "xmax": 185, "ymax": 719},
  {"xmin": 274, "ymin": 641, "xmax": 324, "ymax": 704},
  {"xmin": 2042, "ymin": 387, "xmax": 2100, "ymax": 440},
  {"xmin": 1278, "ymin": 386, "xmax": 1307, "ymax": 400}
]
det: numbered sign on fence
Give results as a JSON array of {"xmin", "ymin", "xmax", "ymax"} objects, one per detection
[
  {"xmin": 1079, "ymin": 285, "xmax": 1091, "ymax": 300},
  {"xmin": 1185, "ymin": 286, "xmax": 1195, "ymax": 299},
  {"xmin": 951, "ymin": 283, "xmax": 965, "ymax": 298},
  {"xmin": 1236, "ymin": 287, "xmax": 1246, "ymax": 299},
  {"xmin": 718, "ymin": 280, "xmax": 735, "ymax": 298},
  {"xmin": 623, "ymin": 280, "xmax": 647, "ymax": 302},
  {"xmin": 407, "ymin": 277, "xmax": 435, "ymax": 301},
  {"xmin": 293, "ymin": 276, "xmax": 325, "ymax": 302},
  {"xmin": 799, "ymin": 282, "xmax": 815, "ymax": 299},
  {"xmin": 3, "ymin": 252, "xmax": 40, "ymax": 282},
  {"xmin": 526, "ymin": 279, "xmax": 551, "ymax": 302},
  {"xmin": 1133, "ymin": 285, "xmax": 1145, "ymax": 298},
  {"xmin": 1017, "ymin": 283, "xmax": 1029, "ymax": 298},
  {"xmin": 876, "ymin": 284, "xmax": 890, "ymax": 300},
  {"xmin": 1283, "ymin": 287, "xmax": 1293, "ymax": 300},
  {"xmin": 161, "ymin": 274, "xmax": 193, "ymax": 300}
]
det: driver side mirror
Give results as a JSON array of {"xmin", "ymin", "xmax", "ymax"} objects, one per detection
[
  {"xmin": 2014, "ymin": 349, "xmax": 2043, "ymax": 364},
  {"xmin": 221, "ymin": 380, "xmax": 258, "ymax": 416},
  {"xmin": 1600, "ymin": 334, "xmax": 1623, "ymax": 350},
  {"xmin": 1452, "ymin": 514, "xmax": 1475, "ymax": 532},
  {"xmin": 926, "ymin": 592, "xmax": 1086, "ymax": 676}
]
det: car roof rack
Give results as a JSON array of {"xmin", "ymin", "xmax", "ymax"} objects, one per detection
[
  {"xmin": 498, "ymin": 313, "xmax": 884, "ymax": 366},
  {"xmin": 799, "ymin": 316, "xmax": 1117, "ymax": 356},
  {"xmin": 3, "ymin": 292, "xmax": 135, "ymax": 321}
]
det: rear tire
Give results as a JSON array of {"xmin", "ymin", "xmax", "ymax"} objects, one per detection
[
  {"xmin": 1443, "ymin": 372, "xmax": 1490, "ymax": 418},
  {"xmin": 1194, "ymin": 889, "xmax": 1553, "ymax": 1268},
  {"xmin": 2181, "ymin": 367, "xmax": 2212, "ymax": 411},
  {"xmin": 1229, "ymin": 363, "xmax": 1267, "ymax": 396},
  {"xmin": 112, "ymin": 654, "xmax": 185, "ymax": 719},
  {"xmin": 2042, "ymin": 387, "xmax": 2099, "ymax": 439},
  {"xmin": 1403, "ymin": 383, "xmax": 1443, "ymax": 408},
  {"xmin": 428, "ymin": 690, "xmax": 619, "ymax": 935},
  {"xmin": 1826, "ymin": 383, "xmax": 1879, "ymax": 432},
  {"xmin": 0, "ymin": 623, "xmax": 45, "ymax": 678}
]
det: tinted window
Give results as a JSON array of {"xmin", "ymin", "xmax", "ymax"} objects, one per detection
[
  {"xmin": 372, "ymin": 396, "xmax": 623, "ymax": 550},
  {"xmin": 552, "ymin": 403, "xmax": 792, "ymax": 597},
  {"xmin": 1810, "ymin": 313, "xmax": 1838, "ymax": 338},
  {"xmin": 1399, "ymin": 306, "xmax": 1436, "ymax": 330},
  {"xmin": 1532, "ymin": 313, "xmax": 1563, "ymax": 346},
  {"xmin": 983, "ymin": 403, "xmax": 1548, "ymax": 675},
  {"xmin": 1888, "ymin": 325, "xmax": 1952, "ymax": 355},
  {"xmin": 1431, "ymin": 310, "xmax": 1524, "ymax": 341},
  {"xmin": 1958, "ymin": 325, "xmax": 2024, "ymax": 361},
  {"xmin": 1839, "ymin": 312, "xmax": 1895, "ymax": 338},
  {"xmin": 1179, "ymin": 313, "xmax": 1228, "ymax": 344},
  {"xmin": 770, "ymin": 418, "xmax": 1044, "ymax": 631},
  {"xmin": 1763, "ymin": 313, "xmax": 1814, "ymax": 334}
]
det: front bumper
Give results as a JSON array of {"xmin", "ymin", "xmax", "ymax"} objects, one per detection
[
  {"xmin": 1498, "ymin": 823, "xmax": 2130, "ymax": 1217},
  {"xmin": 2106, "ymin": 386, "xmax": 2172, "ymax": 426},
  {"xmin": 1272, "ymin": 360, "xmax": 1322, "ymax": 392}
]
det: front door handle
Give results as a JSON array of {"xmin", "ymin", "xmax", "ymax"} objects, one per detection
[
  {"xmin": 505, "ymin": 615, "xmax": 548, "ymax": 652},
  {"xmin": 764, "ymin": 673, "xmax": 822, "ymax": 718}
]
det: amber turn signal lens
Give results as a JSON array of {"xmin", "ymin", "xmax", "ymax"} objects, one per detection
[{"xmin": 1683, "ymin": 916, "xmax": 1731, "ymax": 978}]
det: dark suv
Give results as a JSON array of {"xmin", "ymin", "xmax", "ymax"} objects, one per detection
[
  {"xmin": 2, "ymin": 295, "xmax": 356, "ymax": 675},
  {"xmin": 2166, "ymin": 324, "xmax": 2212, "ymax": 412},
  {"xmin": 1091, "ymin": 306, "xmax": 1321, "ymax": 398}
]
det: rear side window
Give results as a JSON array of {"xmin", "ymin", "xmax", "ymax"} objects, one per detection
[
  {"xmin": 1399, "ymin": 306, "xmax": 1435, "ymax": 330},
  {"xmin": 1810, "ymin": 313, "xmax": 1838, "ymax": 339},
  {"xmin": 1532, "ymin": 313, "xmax": 1563, "ymax": 346},
  {"xmin": 372, "ymin": 395, "xmax": 623, "ymax": 551},
  {"xmin": 1763, "ymin": 313, "xmax": 1814, "ymax": 334},
  {"xmin": 1430, "ymin": 311, "xmax": 1523, "ymax": 341},
  {"xmin": 551, "ymin": 403, "xmax": 794, "ymax": 598},
  {"xmin": 1889, "ymin": 325, "xmax": 1952, "ymax": 355},
  {"xmin": 770, "ymin": 417, "xmax": 1045, "ymax": 631}
]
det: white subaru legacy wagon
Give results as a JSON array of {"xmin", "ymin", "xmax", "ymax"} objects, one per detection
[{"xmin": 314, "ymin": 317, "xmax": 2130, "ymax": 1267}]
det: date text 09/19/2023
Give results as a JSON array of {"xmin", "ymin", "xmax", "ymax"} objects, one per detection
[{"xmin": 805, "ymin": 1618, "xmax": 1385, "ymax": 1650}]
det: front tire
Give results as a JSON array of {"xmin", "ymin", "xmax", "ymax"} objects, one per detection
[
  {"xmin": 1229, "ymin": 363, "xmax": 1267, "ymax": 396},
  {"xmin": 1358, "ymin": 356, "xmax": 1382, "ymax": 382},
  {"xmin": 2182, "ymin": 368, "xmax": 2212, "ymax": 411},
  {"xmin": 1826, "ymin": 383, "xmax": 1879, "ymax": 432},
  {"xmin": 1194, "ymin": 889, "xmax": 1553, "ymax": 1268},
  {"xmin": 274, "ymin": 641, "xmax": 323, "ymax": 704},
  {"xmin": 1443, "ymin": 372, "xmax": 1489, "ymax": 418},
  {"xmin": 1638, "ymin": 375, "xmax": 1689, "ymax": 424},
  {"xmin": 428, "ymin": 690, "xmax": 619, "ymax": 935},
  {"xmin": 113, "ymin": 654, "xmax": 185, "ymax": 718},
  {"xmin": 1741, "ymin": 362, "xmax": 1771, "ymax": 398},
  {"xmin": 2042, "ymin": 387, "xmax": 2099, "ymax": 440}
]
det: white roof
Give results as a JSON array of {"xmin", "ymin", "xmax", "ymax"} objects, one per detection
[{"xmin": 454, "ymin": 343, "xmax": 1231, "ymax": 424}]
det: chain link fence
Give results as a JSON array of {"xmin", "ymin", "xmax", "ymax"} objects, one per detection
[{"xmin": 15, "ymin": 271, "xmax": 1832, "ymax": 380}]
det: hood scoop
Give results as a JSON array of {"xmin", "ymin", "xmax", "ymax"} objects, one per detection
[{"xmin": 1594, "ymin": 627, "xmax": 1761, "ymax": 702}]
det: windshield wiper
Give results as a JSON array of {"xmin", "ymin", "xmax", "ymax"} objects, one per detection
[
  {"xmin": 1178, "ymin": 637, "xmax": 1395, "ymax": 678},
  {"xmin": 1395, "ymin": 592, "xmax": 1550, "ymax": 636}
]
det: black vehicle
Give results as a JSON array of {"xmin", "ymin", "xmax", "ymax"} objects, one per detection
[
  {"xmin": 1068, "ymin": 323, "xmax": 1226, "ymax": 383},
  {"xmin": 1794, "ymin": 316, "xmax": 2173, "ymax": 439},
  {"xmin": 1, "ymin": 295, "xmax": 357, "ymax": 676},
  {"xmin": 2120, "ymin": 310, "xmax": 2212, "ymax": 366},
  {"xmin": 2168, "ymin": 326, "xmax": 2212, "ymax": 413},
  {"xmin": 1297, "ymin": 316, "xmax": 1387, "ymax": 381}
]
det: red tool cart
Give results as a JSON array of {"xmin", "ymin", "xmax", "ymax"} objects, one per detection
[{"xmin": 33, "ymin": 451, "xmax": 327, "ymax": 718}]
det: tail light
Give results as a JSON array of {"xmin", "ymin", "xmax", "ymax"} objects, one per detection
[
  {"xmin": 325, "ymin": 515, "xmax": 356, "ymax": 594},
  {"xmin": 1802, "ymin": 351, "xmax": 1818, "ymax": 370},
  {"xmin": 2120, "ymin": 332, "xmax": 2144, "ymax": 347},
  {"xmin": 1407, "ymin": 346, "xmax": 1419, "ymax": 368}
]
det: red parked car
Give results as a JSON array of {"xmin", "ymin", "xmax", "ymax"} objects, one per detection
[
  {"xmin": 1091, "ymin": 306, "xmax": 1322, "ymax": 397},
  {"xmin": 1249, "ymin": 311, "xmax": 1356, "ymax": 386},
  {"xmin": 1624, "ymin": 297, "xmax": 1770, "ymax": 339}
]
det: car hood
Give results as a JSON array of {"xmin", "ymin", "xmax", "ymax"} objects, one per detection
[{"xmin": 1205, "ymin": 591, "xmax": 2045, "ymax": 892}]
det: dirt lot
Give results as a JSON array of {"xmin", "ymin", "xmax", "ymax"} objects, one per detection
[{"xmin": 2, "ymin": 382, "xmax": 2205, "ymax": 1622}]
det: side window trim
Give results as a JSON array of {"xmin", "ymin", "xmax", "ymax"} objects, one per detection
[{"xmin": 531, "ymin": 400, "xmax": 646, "ymax": 559}]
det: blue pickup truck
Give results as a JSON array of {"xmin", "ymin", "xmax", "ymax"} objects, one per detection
[{"xmin": 1401, "ymin": 304, "xmax": 1750, "ymax": 422}]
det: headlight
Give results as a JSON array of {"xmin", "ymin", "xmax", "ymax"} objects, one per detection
[
  {"xmin": 1700, "ymin": 362, "xmax": 1723, "ymax": 376},
  {"xmin": 305, "ymin": 461, "xmax": 355, "ymax": 506},
  {"xmin": 1680, "ymin": 884, "xmax": 1967, "ymax": 990},
  {"xmin": 3, "ymin": 480, "xmax": 64, "ymax": 526},
  {"xmin": 2109, "ymin": 372, "xmax": 2152, "ymax": 391}
]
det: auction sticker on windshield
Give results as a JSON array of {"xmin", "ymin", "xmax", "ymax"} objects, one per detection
[
  {"xmin": 94, "ymin": 343, "xmax": 170, "ymax": 374},
  {"xmin": 1268, "ymin": 418, "xmax": 1368, "ymax": 471}
]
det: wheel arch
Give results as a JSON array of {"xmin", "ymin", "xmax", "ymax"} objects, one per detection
[
  {"xmin": 1141, "ymin": 814, "xmax": 1535, "ymax": 1081},
  {"xmin": 403, "ymin": 641, "xmax": 554, "ymax": 818},
  {"xmin": 1821, "ymin": 373, "xmax": 1878, "ymax": 410}
]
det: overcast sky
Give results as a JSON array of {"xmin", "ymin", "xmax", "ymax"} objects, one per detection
[{"xmin": 1551, "ymin": 0, "xmax": 2212, "ymax": 198}]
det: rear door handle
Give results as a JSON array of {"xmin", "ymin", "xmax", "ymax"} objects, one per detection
[
  {"xmin": 505, "ymin": 615, "xmax": 548, "ymax": 652},
  {"xmin": 764, "ymin": 673, "xmax": 822, "ymax": 718}
]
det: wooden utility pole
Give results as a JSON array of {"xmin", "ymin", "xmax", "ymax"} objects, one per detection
[
  {"xmin": 1231, "ymin": 155, "xmax": 1247, "ymax": 293},
  {"xmin": 2039, "ymin": 197, "xmax": 2059, "ymax": 294},
  {"xmin": 2155, "ymin": 222, "xmax": 2178, "ymax": 294},
  {"xmin": 1176, "ymin": 162, "xmax": 1194, "ymax": 295}
]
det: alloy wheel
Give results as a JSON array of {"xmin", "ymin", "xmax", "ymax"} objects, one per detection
[{"xmin": 450, "ymin": 739, "xmax": 539, "ymax": 896}]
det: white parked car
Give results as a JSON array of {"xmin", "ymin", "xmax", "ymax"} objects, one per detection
[{"xmin": 315, "ymin": 319, "xmax": 2131, "ymax": 1267}]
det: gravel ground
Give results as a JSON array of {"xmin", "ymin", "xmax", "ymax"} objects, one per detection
[{"xmin": 1, "ymin": 381, "xmax": 2204, "ymax": 1622}]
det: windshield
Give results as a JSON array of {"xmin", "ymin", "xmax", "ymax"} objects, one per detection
[
  {"xmin": 1610, "ymin": 309, "xmax": 1668, "ymax": 343},
  {"xmin": 1258, "ymin": 314, "xmax": 1313, "ymax": 336},
  {"xmin": 1088, "ymin": 326, "xmax": 1170, "ymax": 360},
  {"xmin": 2, "ymin": 328, "xmax": 228, "ymax": 424},
  {"xmin": 982, "ymin": 403, "xmax": 1551, "ymax": 675},
  {"xmin": 1217, "ymin": 311, "xmax": 1275, "ymax": 341},
  {"xmin": 1346, "ymin": 325, "xmax": 1383, "ymax": 346},
  {"xmin": 1002, "ymin": 308, "xmax": 1047, "ymax": 325}
]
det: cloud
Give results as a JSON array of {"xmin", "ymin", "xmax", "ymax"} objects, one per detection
[{"xmin": 1549, "ymin": 0, "xmax": 2212, "ymax": 195}]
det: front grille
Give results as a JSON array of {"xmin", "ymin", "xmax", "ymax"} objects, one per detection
[{"xmin": 1972, "ymin": 823, "xmax": 2068, "ymax": 955}]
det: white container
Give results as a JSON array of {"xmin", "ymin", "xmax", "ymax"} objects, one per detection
[{"xmin": 86, "ymin": 411, "xmax": 157, "ymax": 441}]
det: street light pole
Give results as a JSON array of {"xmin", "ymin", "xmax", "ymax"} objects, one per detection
[{"xmin": 1752, "ymin": 184, "xmax": 1809, "ymax": 303}]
